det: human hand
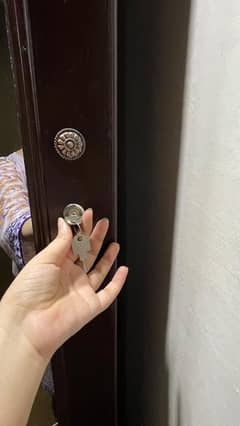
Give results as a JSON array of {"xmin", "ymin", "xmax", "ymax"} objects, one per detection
[{"xmin": 0, "ymin": 209, "xmax": 128, "ymax": 362}]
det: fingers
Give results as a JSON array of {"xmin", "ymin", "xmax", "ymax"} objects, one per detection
[
  {"xmin": 34, "ymin": 218, "xmax": 73, "ymax": 266},
  {"xmin": 67, "ymin": 213, "xmax": 109, "ymax": 267},
  {"xmin": 85, "ymin": 218, "xmax": 109, "ymax": 271},
  {"xmin": 81, "ymin": 208, "xmax": 93, "ymax": 236},
  {"xmin": 88, "ymin": 242, "xmax": 120, "ymax": 290},
  {"xmin": 96, "ymin": 266, "xmax": 128, "ymax": 313},
  {"xmin": 32, "ymin": 212, "xmax": 112, "ymax": 274}
]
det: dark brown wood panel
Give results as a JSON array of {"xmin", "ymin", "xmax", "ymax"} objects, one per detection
[
  {"xmin": 27, "ymin": 1, "xmax": 117, "ymax": 236},
  {"xmin": 5, "ymin": 1, "xmax": 117, "ymax": 425}
]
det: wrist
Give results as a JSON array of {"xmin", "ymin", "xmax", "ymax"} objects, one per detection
[
  {"xmin": 0, "ymin": 301, "xmax": 49, "ymax": 369},
  {"xmin": 0, "ymin": 304, "xmax": 48, "ymax": 426},
  {"xmin": 0, "ymin": 323, "xmax": 47, "ymax": 372}
]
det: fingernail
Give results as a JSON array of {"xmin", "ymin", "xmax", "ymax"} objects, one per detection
[
  {"xmin": 57, "ymin": 217, "xmax": 65, "ymax": 233},
  {"xmin": 102, "ymin": 217, "xmax": 109, "ymax": 223},
  {"xmin": 121, "ymin": 266, "xmax": 129, "ymax": 275}
]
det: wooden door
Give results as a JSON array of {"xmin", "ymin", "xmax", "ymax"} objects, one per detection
[
  {"xmin": 3, "ymin": 0, "xmax": 191, "ymax": 425},
  {"xmin": 5, "ymin": 1, "xmax": 117, "ymax": 425}
]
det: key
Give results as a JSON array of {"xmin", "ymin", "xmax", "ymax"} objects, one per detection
[
  {"xmin": 72, "ymin": 231, "xmax": 90, "ymax": 271},
  {"xmin": 63, "ymin": 203, "xmax": 90, "ymax": 270}
]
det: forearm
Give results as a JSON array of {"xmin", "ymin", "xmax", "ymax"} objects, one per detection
[
  {"xmin": 0, "ymin": 316, "xmax": 47, "ymax": 426},
  {"xmin": 21, "ymin": 218, "xmax": 33, "ymax": 239}
]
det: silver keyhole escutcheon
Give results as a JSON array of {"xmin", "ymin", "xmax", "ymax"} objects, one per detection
[
  {"xmin": 54, "ymin": 128, "xmax": 86, "ymax": 160},
  {"xmin": 63, "ymin": 203, "xmax": 85, "ymax": 225}
]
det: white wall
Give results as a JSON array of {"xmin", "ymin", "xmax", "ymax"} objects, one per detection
[{"xmin": 167, "ymin": 1, "xmax": 240, "ymax": 425}]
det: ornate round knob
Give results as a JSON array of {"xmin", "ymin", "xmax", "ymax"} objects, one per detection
[{"xmin": 54, "ymin": 128, "xmax": 86, "ymax": 160}]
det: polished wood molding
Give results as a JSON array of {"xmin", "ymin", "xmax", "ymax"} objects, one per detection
[{"xmin": 5, "ymin": 1, "xmax": 118, "ymax": 424}]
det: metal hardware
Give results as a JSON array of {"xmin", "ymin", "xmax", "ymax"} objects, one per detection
[
  {"xmin": 63, "ymin": 203, "xmax": 90, "ymax": 271},
  {"xmin": 72, "ymin": 232, "xmax": 90, "ymax": 269},
  {"xmin": 54, "ymin": 128, "xmax": 86, "ymax": 160},
  {"xmin": 63, "ymin": 203, "xmax": 85, "ymax": 225}
]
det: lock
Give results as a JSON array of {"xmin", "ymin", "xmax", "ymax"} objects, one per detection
[{"xmin": 63, "ymin": 203, "xmax": 85, "ymax": 225}]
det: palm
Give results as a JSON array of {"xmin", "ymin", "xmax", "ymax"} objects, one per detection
[
  {"xmin": 21, "ymin": 261, "xmax": 102, "ymax": 358},
  {"xmin": 1, "ymin": 210, "xmax": 128, "ymax": 360}
]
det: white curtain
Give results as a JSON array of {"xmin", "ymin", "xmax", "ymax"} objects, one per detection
[{"xmin": 167, "ymin": 1, "xmax": 240, "ymax": 425}]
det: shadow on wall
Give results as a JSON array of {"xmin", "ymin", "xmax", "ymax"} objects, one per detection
[{"xmin": 118, "ymin": 1, "xmax": 191, "ymax": 425}]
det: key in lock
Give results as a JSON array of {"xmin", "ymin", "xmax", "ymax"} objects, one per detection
[
  {"xmin": 63, "ymin": 203, "xmax": 90, "ymax": 272},
  {"xmin": 63, "ymin": 203, "xmax": 85, "ymax": 226}
]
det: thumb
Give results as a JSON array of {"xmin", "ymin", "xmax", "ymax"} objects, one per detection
[{"xmin": 35, "ymin": 218, "xmax": 73, "ymax": 266}]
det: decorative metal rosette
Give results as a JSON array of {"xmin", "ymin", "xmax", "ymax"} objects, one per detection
[{"xmin": 54, "ymin": 128, "xmax": 86, "ymax": 160}]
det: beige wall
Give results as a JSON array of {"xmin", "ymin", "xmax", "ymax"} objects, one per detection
[{"xmin": 167, "ymin": 1, "xmax": 240, "ymax": 425}]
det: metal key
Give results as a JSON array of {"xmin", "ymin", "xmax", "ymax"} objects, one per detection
[
  {"xmin": 63, "ymin": 203, "xmax": 90, "ymax": 270},
  {"xmin": 72, "ymin": 231, "xmax": 90, "ymax": 271}
]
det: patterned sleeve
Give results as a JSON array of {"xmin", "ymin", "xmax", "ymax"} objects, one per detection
[{"xmin": 0, "ymin": 157, "xmax": 31, "ymax": 272}]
